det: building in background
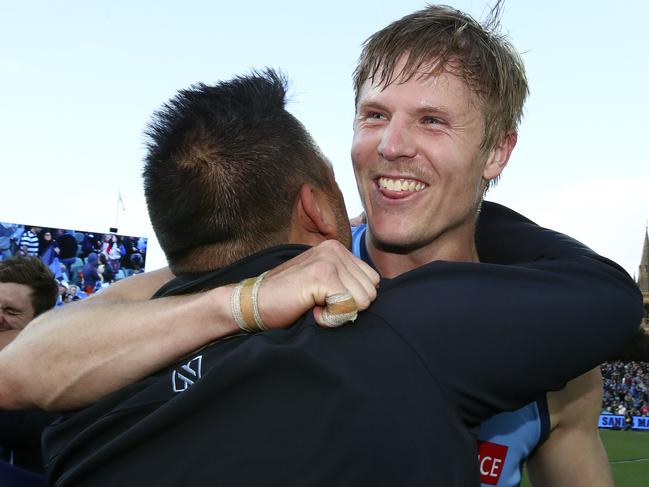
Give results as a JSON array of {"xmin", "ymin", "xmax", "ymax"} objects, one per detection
[{"xmin": 637, "ymin": 227, "xmax": 649, "ymax": 332}]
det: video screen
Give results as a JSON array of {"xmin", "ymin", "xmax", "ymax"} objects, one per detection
[{"xmin": 0, "ymin": 222, "xmax": 148, "ymax": 302}]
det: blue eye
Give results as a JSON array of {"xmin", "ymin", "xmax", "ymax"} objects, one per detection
[{"xmin": 422, "ymin": 116, "xmax": 442, "ymax": 125}]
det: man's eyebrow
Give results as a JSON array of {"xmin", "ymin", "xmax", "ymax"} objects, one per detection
[
  {"xmin": 356, "ymin": 99, "xmax": 386, "ymax": 111},
  {"xmin": 415, "ymin": 104, "xmax": 451, "ymax": 115},
  {"xmin": 357, "ymin": 98, "xmax": 452, "ymax": 116}
]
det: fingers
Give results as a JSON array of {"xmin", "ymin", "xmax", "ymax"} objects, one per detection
[
  {"xmin": 319, "ymin": 292, "xmax": 358, "ymax": 328},
  {"xmin": 306, "ymin": 241, "xmax": 379, "ymax": 328},
  {"xmin": 268, "ymin": 240, "xmax": 379, "ymax": 308},
  {"xmin": 320, "ymin": 240, "xmax": 379, "ymax": 311},
  {"xmin": 257, "ymin": 240, "xmax": 380, "ymax": 330},
  {"xmin": 339, "ymin": 254, "xmax": 379, "ymax": 309},
  {"xmin": 327, "ymin": 258, "xmax": 376, "ymax": 312}
]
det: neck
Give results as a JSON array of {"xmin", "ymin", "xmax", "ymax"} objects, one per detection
[{"xmin": 365, "ymin": 221, "xmax": 479, "ymax": 278}]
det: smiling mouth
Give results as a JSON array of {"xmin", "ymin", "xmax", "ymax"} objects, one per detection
[{"xmin": 376, "ymin": 177, "xmax": 427, "ymax": 193}]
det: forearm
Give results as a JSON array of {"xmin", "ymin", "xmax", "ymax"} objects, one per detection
[
  {"xmin": 0, "ymin": 242, "xmax": 379, "ymax": 411},
  {"xmin": 527, "ymin": 369, "xmax": 613, "ymax": 487},
  {"xmin": 0, "ymin": 286, "xmax": 237, "ymax": 411},
  {"xmin": 527, "ymin": 432, "xmax": 613, "ymax": 487}
]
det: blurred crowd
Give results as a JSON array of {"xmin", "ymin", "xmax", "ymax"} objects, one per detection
[
  {"xmin": 0, "ymin": 222, "xmax": 147, "ymax": 301},
  {"xmin": 601, "ymin": 361, "xmax": 649, "ymax": 417}
]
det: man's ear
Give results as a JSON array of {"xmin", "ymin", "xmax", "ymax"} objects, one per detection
[
  {"xmin": 290, "ymin": 184, "xmax": 338, "ymax": 245},
  {"xmin": 483, "ymin": 131, "xmax": 517, "ymax": 181}
]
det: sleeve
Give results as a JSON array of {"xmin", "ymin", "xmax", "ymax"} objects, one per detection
[
  {"xmin": 0, "ymin": 410, "xmax": 58, "ymax": 448},
  {"xmin": 372, "ymin": 203, "xmax": 643, "ymax": 425},
  {"xmin": 477, "ymin": 201, "xmax": 611, "ymax": 266}
]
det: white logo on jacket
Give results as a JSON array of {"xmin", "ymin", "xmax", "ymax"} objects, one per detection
[{"xmin": 172, "ymin": 355, "xmax": 203, "ymax": 392}]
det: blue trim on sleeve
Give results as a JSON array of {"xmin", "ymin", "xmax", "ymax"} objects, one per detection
[
  {"xmin": 351, "ymin": 224, "xmax": 377, "ymax": 270},
  {"xmin": 536, "ymin": 395, "xmax": 551, "ymax": 446}
]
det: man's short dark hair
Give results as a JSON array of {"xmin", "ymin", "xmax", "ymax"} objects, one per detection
[
  {"xmin": 0, "ymin": 256, "xmax": 58, "ymax": 316},
  {"xmin": 144, "ymin": 69, "xmax": 337, "ymax": 273}
]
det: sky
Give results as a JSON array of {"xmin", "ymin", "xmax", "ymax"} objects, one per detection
[{"xmin": 1, "ymin": 0, "xmax": 647, "ymax": 277}]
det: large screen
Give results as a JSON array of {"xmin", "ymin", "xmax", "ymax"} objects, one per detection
[{"xmin": 0, "ymin": 221, "xmax": 148, "ymax": 300}]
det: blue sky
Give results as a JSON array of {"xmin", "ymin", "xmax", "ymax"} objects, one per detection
[{"xmin": 1, "ymin": 0, "xmax": 647, "ymax": 276}]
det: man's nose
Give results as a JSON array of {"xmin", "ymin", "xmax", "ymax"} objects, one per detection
[{"xmin": 377, "ymin": 118, "xmax": 417, "ymax": 161}]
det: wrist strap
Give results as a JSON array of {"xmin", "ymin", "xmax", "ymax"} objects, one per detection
[{"xmin": 230, "ymin": 271, "xmax": 270, "ymax": 333}]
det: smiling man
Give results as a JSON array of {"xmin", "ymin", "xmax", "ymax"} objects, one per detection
[
  {"xmin": 353, "ymin": 67, "xmax": 513, "ymax": 272},
  {"xmin": 350, "ymin": 8, "xmax": 522, "ymax": 277},
  {"xmin": 347, "ymin": 5, "xmax": 614, "ymax": 486}
]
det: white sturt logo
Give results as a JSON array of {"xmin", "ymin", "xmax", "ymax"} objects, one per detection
[{"xmin": 172, "ymin": 355, "xmax": 203, "ymax": 392}]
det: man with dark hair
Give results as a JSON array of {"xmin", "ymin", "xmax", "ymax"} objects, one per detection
[
  {"xmin": 0, "ymin": 255, "xmax": 58, "ymax": 478},
  {"xmin": 55, "ymin": 229, "xmax": 79, "ymax": 281},
  {"xmin": 0, "ymin": 255, "xmax": 58, "ymax": 346},
  {"xmin": 143, "ymin": 71, "xmax": 349, "ymax": 273},
  {"xmin": 1, "ymin": 69, "xmax": 639, "ymax": 486},
  {"xmin": 81, "ymin": 252, "xmax": 101, "ymax": 293}
]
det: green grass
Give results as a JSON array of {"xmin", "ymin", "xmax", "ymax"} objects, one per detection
[{"xmin": 520, "ymin": 429, "xmax": 649, "ymax": 487}]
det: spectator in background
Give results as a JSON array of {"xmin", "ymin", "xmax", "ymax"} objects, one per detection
[
  {"xmin": 56, "ymin": 280, "xmax": 69, "ymax": 307},
  {"xmin": 63, "ymin": 285, "xmax": 83, "ymax": 303},
  {"xmin": 97, "ymin": 253, "xmax": 115, "ymax": 285},
  {"xmin": 601, "ymin": 361, "xmax": 649, "ymax": 418},
  {"xmin": 81, "ymin": 233, "xmax": 101, "ymax": 259},
  {"xmin": 81, "ymin": 252, "xmax": 101, "ymax": 294},
  {"xmin": 56, "ymin": 229, "xmax": 79, "ymax": 280},
  {"xmin": 120, "ymin": 236, "xmax": 138, "ymax": 270},
  {"xmin": 100, "ymin": 234, "xmax": 111, "ymax": 255},
  {"xmin": 137, "ymin": 236, "xmax": 147, "ymax": 255},
  {"xmin": 129, "ymin": 253, "xmax": 144, "ymax": 275},
  {"xmin": 0, "ymin": 223, "xmax": 17, "ymax": 261},
  {"xmin": 19, "ymin": 226, "xmax": 40, "ymax": 257},
  {"xmin": 38, "ymin": 230, "xmax": 61, "ymax": 279},
  {"xmin": 107, "ymin": 235, "xmax": 123, "ymax": 273},
  {"xmin": 57, "ymin": 262, "xmax": 69, "ymax": 284},
  {"xmin": 0, "ymin": 256, "xmax": 58, "ymax": 478},
  {"xmin": 0, "ymin": 256, "xmax": 58, "ymax": 348}
]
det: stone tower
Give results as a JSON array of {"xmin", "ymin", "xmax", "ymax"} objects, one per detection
[
  {"xmin": 639, "ymin": 227, "xmax": 649, "ymax": 293},
  {"xmin": 638, "ymin": 226, "xmax": 649, "ymax": 330}
]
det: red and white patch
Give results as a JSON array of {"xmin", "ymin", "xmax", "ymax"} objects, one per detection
[{"xmin": 477, "ymin": 441, "xmax": 508, "ymax": 485}]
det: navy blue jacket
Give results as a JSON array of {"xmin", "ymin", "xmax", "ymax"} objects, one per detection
[{"xmin": 43, "ymin": 203, "xmax": 642, "ymax": 486}]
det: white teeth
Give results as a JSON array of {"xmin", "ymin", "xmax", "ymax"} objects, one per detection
[{"xmin": 378, "ymin": 177, "xmax": 426, "ymax": 192}]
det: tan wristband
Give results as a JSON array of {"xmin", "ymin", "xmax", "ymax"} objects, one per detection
[{"xmin": 230, "ymin": 271, "xmax": 270, "ymax": 333}]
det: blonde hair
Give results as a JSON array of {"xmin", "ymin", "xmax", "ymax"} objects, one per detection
[{"xmin": 353, "ymin": 3, "xmax": 528, "ymax": 153}]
